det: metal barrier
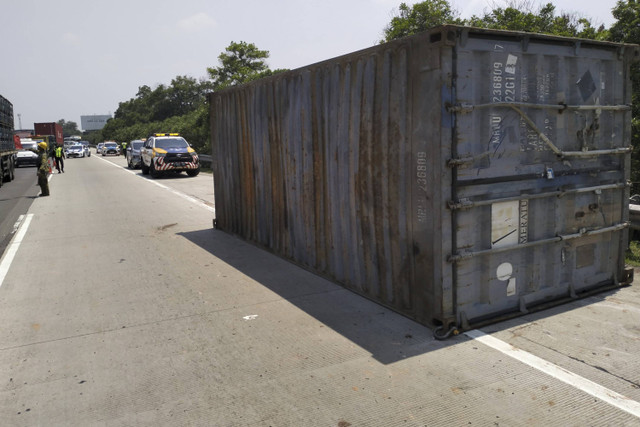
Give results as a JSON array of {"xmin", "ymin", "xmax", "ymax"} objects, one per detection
[{"xmin": 199, "ymin": 154, "xmax": 212, "ymax": 167}]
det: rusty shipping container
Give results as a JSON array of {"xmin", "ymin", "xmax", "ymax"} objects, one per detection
[
  {"xmin": 209, "ymin": 26, "xmax": 639, "ymax": 336},
  {"xmin": 33, "ymin": 122, "xmax": 63, "ymax": 145}
]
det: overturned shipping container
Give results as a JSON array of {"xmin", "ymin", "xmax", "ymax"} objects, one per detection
[{"xmin": 210, "ymin": 26, "xmax": 638, "ymax": 336}]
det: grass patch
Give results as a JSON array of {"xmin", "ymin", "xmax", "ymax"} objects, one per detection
[{"xmin": 625, "ymin": 240, "xmax": 640, "ymax": 267}]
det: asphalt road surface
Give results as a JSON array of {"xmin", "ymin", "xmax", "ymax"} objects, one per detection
[
  {"xmin": 0, "ymin": 153, "xmax": 639, "ymax": 426},
  {"xmin": 0, "ymin": 164, "xmax": 40, "ymax": 257}
]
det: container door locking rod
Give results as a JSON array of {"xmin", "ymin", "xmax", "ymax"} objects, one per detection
[{"xmin": 447, "ymin": 102, "xmax": 632, "ymax": 162}]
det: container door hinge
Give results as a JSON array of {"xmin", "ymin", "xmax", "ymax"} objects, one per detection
[
  {"xmin": 446, "ymin": 103, "xmax": 474, "ymax": 114},
  {"xmin": 447, "ymin": 157, "xmax": 473, "ymax": 168},
  {"xmin": 448, "ymin": 198, "xmax": 473, "ymax": 210}
]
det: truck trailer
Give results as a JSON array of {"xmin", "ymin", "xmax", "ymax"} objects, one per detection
[
  {"xmin": 34, "ymin": 122, "xmax": 63, "ymax": 147},
  {"xmin": 210, "ymin": 25, "xmax": 639, "ymax": 336},
  {"xmin": 0, "ymin": 95, "xmax": 16, "ymax": 187}
]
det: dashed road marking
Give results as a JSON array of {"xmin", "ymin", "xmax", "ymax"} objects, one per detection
[{"xmin": 465, "ymin": 329, "xmax": 640, "ymax": 418}]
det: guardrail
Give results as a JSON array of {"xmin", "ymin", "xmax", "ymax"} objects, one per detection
[{"xmin": 199, "ymin": 154, "xmax": 212, "ymax": 167}]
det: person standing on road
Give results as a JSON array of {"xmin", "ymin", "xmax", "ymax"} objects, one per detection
[
  {"xmin": 36, "ymin": 142, "xmax": 50, "ymax": 197},
  {"xmin": 54, "ymin": 144, "xmax": 65, "ymax": 173}
]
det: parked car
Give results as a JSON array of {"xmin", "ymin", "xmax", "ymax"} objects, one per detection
[
  {"xmin": 101, "ymin": 142, "xmax": 120, "ymax": 156},
  {"xmin": 96, "ymin": 143, "xmax": 104, "ymax": 154},
  {"xmin": 126, "ymin": 139, "xmax": 145, "ymax": 169},
  {"xmin": 79, "ymin": 141, "xmax": 91, "ymax": 157},
  {"xmin": 140, "ymin": 133, "xmax": 200, "ymax": 178},
  {"xmin": 65, "ymin": 144, "xmax": 85, "ymax": 158},
  {"xmin": 15, "ymin": 144, "xmax": 38, "ymax": 167}
]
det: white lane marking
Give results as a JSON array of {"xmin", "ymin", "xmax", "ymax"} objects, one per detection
[
  {"xmin": 465, "ymin": 329, "xmax": 640, "ymax": 418},
  {"xmin": 93, "ymin": 155, "xmax": 215, "ymax": 214},
  {"xmin": 12, "ymin": 215, "xmax": 25, "ymax": 234},
  {"xmin": 0, "ymin": 214, "xmax": 34, "ymax": 288}
]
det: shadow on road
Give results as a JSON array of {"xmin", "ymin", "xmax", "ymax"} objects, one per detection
[
  {"xmin": 177, "ymin": 227, "xmax": 625, "ymax": 364},
  {"xmin": 177, "ymin": 227, "xmax": 466, "ymax": 364}
]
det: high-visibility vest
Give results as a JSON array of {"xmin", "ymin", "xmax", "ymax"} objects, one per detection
[{"xmin": 55, "ymin": 147, "xmax": 62, "ymax": 157}]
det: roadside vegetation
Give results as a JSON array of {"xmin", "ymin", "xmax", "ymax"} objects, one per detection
[
  {"xmin": 65, "ymin": 1, "xmax": 639, "ymax": 165},
  {"xmin": 626, "ymin": 240, "xmax": 640, "ymax": 267}
]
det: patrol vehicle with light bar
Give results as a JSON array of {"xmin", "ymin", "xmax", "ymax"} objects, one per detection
[{"xmin": 140, "ymin": 133, "xmax": 200, "ymax": 178}]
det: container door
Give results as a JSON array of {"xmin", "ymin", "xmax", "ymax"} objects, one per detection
[{"xmin": 448, "ymin": 32, "xmax": 632, "ymax": 326}]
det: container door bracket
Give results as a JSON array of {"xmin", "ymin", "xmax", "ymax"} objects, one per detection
[{"xmin": 519, "ymin": 297, "xmax": 528, "ymax": 314}]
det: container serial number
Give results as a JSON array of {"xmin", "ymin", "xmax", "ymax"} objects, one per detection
[{"xmin": 492, "ymin": 62, "xmax": 516, "ymax": 103}]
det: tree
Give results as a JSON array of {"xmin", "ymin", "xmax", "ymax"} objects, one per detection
[
  {"xmin": 382, "ymin": 1, "xmax": 607, "ymax": 42},
  {"xmin": 207, "ymin": 41, "xmax": 271, "ymax": 91},
  {"xmin": 466, "ymin": 1, "xmax": 607, "ymax": 39},
  {"xmin": 168, "ymin": 75, "xmax": 214, "ymax": 117},
  {"xmin": 57, "ymin": 119, "xmax": 81, "ymax": 136},
  {"xmin": 382, "ymin": 0, "xmax": 463, "ymax": 42},
  {"xmin": 103, "ymin": 41, "xmax": 284, "ymax": 153},
  {"xmin": 609, "ymin": 0, "xmax": 640, "ymax": 43},
  {"xmin": 609, "ymin": 0, "xmax": 640, "ymax": 192}
]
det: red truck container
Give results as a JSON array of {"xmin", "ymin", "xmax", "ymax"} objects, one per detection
[{"xmin": 34, "ymin": 122, "xmax": 63, "ymax": 146}]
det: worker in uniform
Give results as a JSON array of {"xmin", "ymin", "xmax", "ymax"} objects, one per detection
[
  {"xmin": 36, "ymin": 142, "xmax": 50, "ymax": 197},
  {"xmin": 54, "ymin": 144, "xmax": 65, "ymax": 173},
  {"xmin": 121, "ymin": 141, "xmax": 127, "ymax": 156}
]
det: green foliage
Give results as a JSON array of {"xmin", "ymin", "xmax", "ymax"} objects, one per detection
[
  {"xmin": 207, "ymin": 41, "xmax": 271, "ymax": 91},
  {"xmin": 81, "ymin": 131, "xmax": 103, "ymax": 145},
  {"xmin": 610, "ymin": 0, "xmax": 640, "ymax": 43},
  {"xmin": 382, "ymin": 1, "xmax": 463, "ymax": 42},
  {"xmin": 102, "ymin": 76, "xmax": 213, "ymax": 152},
  {"xmin": 57, "ymin": 119, "xmax": 81, "ymax": 136},
  {"xmin": 610, "ymin": 1, "xmax": 640, "ymax": 192},
  {"xmin": 466, "ymin": 2, "xmax": 607, "ymax": 39},
  {"xmin": 101, "ymin": 41, "xmax": 283, "ymax": 154},
  {"xmin": 625, "ymin": 240, "xmax": 640, "ymax": 266},
  {"xmin": 382, "ymin": 1, "xmax": 607, "ymax": 42},
  {"xmin": 112, "ymin": 76, "xmax": 212, "ymax": 126}
]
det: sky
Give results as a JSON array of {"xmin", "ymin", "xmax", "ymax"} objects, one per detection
[{"xmin": 1, "ymin": 0, "xmax": 620, "ymax": 131}]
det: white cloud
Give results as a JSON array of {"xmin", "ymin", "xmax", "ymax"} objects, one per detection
[{"xmin": 177, "ymin": 12, "xmax": 217, "ymax": 32}]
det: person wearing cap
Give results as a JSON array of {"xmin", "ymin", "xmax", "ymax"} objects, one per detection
[{"xmin": 36, "ymin": 142, "xmax": 50, "ymax": 197}]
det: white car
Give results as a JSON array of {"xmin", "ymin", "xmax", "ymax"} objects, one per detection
[
  {"xmin": 65, "ymin": 144, "xmax": 85, "ymax": 158},
  {"xmin": 79, "ymin": 141, "xmax": 91, "ymax": 157},
  {"xmin": 15, "ymin": 147, "xmax": 38, "ymax": 167},
  {"xmin": 101, "ymin": 142, "xmax": 120, "ymax": 156}
]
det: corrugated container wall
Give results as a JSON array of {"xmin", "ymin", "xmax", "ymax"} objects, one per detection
[
  {"xmin": 34, "ymin": 122, "xmax": 63, "ymax": 145},
  {"xmin": 0, "ymin": 95, "xmax": 14, "ymax": 153},
  {"xmin": 210, "ymin": 26, "xmax": 639, "ymax": 334}
]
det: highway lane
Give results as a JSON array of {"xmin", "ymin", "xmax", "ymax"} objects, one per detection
[
  {"xmin": 0, "ymin": 152, "xmax": 639, "ymax": 425},
  {"xmin": 0, "ymin": 164, "xmax": 40, "ymax": 257}
]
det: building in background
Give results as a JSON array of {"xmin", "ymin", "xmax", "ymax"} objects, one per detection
[
  {"xmin": 14, "ymin": 129, "xmax": 34, "ymax": 139},
  {"xmin": 81, "ymin": 114, "xmax": 111, "ymax": 131}
]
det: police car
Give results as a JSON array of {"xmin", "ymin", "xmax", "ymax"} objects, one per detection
[{"xmin": 140, "ymin": 133, "xmax": 200, "ymax": 178}]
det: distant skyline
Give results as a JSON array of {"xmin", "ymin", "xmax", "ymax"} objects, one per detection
[{"xmin": 1, "ymin": 0, "xmax": 620, "ymax": 131}]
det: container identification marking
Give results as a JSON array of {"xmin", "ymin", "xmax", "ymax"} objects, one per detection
[
  {"xmin": 416, "ymin": 151, "xmax": 428, "ymax": 223},
  {"xmin": 519, "ymin": 199, "xmax": 529, "ymax": 244},
  {"xmin": 492, "ymin": 61, "xmax": 516, "ymax": 103}
]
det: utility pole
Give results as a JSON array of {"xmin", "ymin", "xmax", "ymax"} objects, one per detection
[{"xmin": 17, "ymin": 113, "xmax": 22, "ymax": 129}]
